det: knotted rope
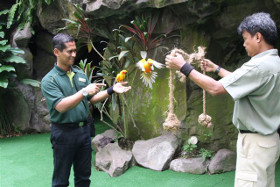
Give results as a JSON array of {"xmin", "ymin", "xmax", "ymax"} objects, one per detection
[
  {"xmin": 163, "ymin": 50, "xmax": 180, "ymax": 131},
  {"xmin": 170, "ymin": 47, "xmax": 213, "ymax": 128}
]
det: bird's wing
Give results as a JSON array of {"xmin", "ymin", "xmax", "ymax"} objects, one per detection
[
  {"xmin": 148, "ymin": 58, "xmax": 165, "ymax": 69},
  {"xmin": 136, "ymin": 60, "xmax": 145, "ymax": 71}
]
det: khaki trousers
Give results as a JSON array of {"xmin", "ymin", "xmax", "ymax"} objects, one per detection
[{"xmin": 235, "ymin": 132, "xmax": 280, "ymax": 187}]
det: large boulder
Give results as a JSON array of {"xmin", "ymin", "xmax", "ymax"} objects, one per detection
[
  {"xmin": 170, "ymin": 157, "xmax": 210, "ymax": 174},
  {"xmin": 4, "ymin": 81, "xmax": 50, "ymax": 133},
  {"xmin": 95, "ymin": 142, "xmax": 133, "ymax": 177},
  {"xmin": 92, "ymin": 129, "xmax": 117, "ymax": 152},
  {"xmin": 208, "ymin": 149, "xmax": 236, "ymax": 174},
  {"xmin": 132, "ymin": 133, "xmax": 181, "ymax": 171}
]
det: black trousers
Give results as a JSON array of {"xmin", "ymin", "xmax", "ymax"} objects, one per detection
[{"xmin": 50, "ymin": 124, "xmax": 92, "ymax": 187}]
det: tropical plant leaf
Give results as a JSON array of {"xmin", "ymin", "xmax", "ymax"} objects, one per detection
[
  {"xmin": 0, "ymin": 45, "xmax": 10, "ymax": 52},
  {"xmin": 9, "ymin": 47, "xmax": 25, "ymax": 55},
  {"xmin": 0, "ymin": 9, "xmax": 9, "ymax": 16},
  {"xmin": 4, "ymin": 55, "xmax": 26, "ymax": 64},
  {"xmin": 125, "ymin": 37, "xmax": 132, "ymax": 43},
  {"xmin": 0, "ymin": 65, "xmax": 15, "ymax": 73},
  {"xmin": 0, "ymin": 39, "xmax": 8, "ymax": 45},
  {"xmin": 0, "ymin": 76, "xmax": 8, "ymax": 88},
  {"xmin": 118, "ymin": 50, "xmax": 129, "ymax": 61},
  {"xmin": 44, "ymin": 0, "xmax": 52, "ymax": 5},
  {"xmin": 140, "ymin": 51, "xmax": 147, "ymax": 59},
  {"xmin": 20, "ymin": 79, "xmax": 41, "ymax": 87},
  {"xmin": 0, "ymin": 31, "xmax": 5, "ymax": 38},
  {"xmin": 7, "ymin": 3, "xmax": 18, "ymax": 29},
  {"xmin": 87, "ymin": 41, "xmax": 92, "ymax": 53}
]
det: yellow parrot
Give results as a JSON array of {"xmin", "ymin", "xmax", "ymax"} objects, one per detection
[
  {"xmin": 116, "ymin": 70, "xmax": 127, "ymax": 82},
  {"xmin": 136, "ymin": 58, "xmax": 164, "ymax": 88}
]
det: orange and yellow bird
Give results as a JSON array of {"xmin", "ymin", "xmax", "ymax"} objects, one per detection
[
  {"xmin": 116, "ymin": 70, "xmax": 127, "ymax": 82},
  {"xmin": 136, "ymin": 58, "xmax": 164, "ymax": 88}
]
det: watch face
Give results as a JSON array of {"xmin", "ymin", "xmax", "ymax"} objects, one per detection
[{"xmin": 82, "ymin": 89, "xmax": 88, "ymax": 96}]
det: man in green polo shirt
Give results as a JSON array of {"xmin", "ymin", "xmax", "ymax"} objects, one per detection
[
  {"xmin": 41, "ymin": 33, "xmax": 131, "ymax": 187},
  {"xmin": 165, "ymin": 12, "xmax": 280, "ymax": 186}
]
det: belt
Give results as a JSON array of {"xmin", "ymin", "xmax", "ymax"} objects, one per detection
[
  {"xmin": 239, "ymin": 129, "xmax": 255, "ymax": 134},
  {"xmin": 52, "ymin": 121, "xmax": 87, "ymax": 128}
]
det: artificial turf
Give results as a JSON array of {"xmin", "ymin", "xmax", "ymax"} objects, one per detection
[{"xmin": 0, "ymin": 121, "xmax": 279, "ymax": 187}]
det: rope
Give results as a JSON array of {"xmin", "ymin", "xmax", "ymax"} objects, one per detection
[
  {"xmin": 169, "ymin": 69, "xmax": 174, "ymax": 114},
  {"xmin": 203, "ymin": 71, "xmax": 206, "ymax": 115},
  {"xmin": 171, "ymin": 47, "xmax": 213, "ymax": 128}
]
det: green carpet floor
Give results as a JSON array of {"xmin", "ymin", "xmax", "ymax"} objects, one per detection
[{"xmin": 1, "ymin": 122, "xmax": 279, "ymax": 187}]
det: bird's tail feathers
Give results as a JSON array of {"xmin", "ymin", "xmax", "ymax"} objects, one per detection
[{"xmin": 140, "ymin": 71, "xmax": 157, "ymax": 89}]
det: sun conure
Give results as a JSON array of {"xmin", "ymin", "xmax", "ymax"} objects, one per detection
[
  {"xmin": 116, "ymin": 70, "xmax": 127, "ymax": 82},
  {"xmin": 136, "ymin": 58, "xmax": 164, "ymax": 88}
]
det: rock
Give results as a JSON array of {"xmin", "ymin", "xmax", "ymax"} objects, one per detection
[
  {"xmin": 84, "ymin": 0, "xmax": 189, "ymax": 18},
  {"xmin": 14, "ymin": 47, "xmax": 33, "ymax": 79},
  {"xmin": 170, "ymin": 157, "xmax": 210, "ymax": 174},
  {"xmin": 37, "ymin": 0, "xmax": 74, "ymax": 34},
  {"xmin": 95, "ymin": 142, "xmax": 133, "ymax": 177},
  {"xmin": 208, "ymin": 149, "xmax": 236, "ymax": 174},
  {"xmin": 33, "ymin": 48, "xmax": 56, "ymax": 80},
  {"xmin": 35, "ymin": 31, "xmax": 54, "ymax": 55},
  {"xmin": 92, "ymin": 129, "xmax": 117, "ymax": 152},
  {"xmin": 4, "ymin": 81, "xmax": 50, "ymax": 133},
  {"xmin": 12, "ymin": 23, "xmax": 32, "ymax": 48},
  {"xmin": 132, "ymin": 133, "xmax": 180, "ymax": 171}
]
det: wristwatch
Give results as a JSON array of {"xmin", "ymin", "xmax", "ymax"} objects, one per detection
[{"xmin": 82, "ymin": 88, "xmax": 88, "ymax": 97}]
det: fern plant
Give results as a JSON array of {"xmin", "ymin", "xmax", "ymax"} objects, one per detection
[{"xmin": 6, "ymin": 0, "xmax": 53, "ymax": 32}]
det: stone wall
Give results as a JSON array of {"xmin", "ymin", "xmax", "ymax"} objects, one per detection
[{"xmin": 8, "ymin": 0, "xmax": 280, "ymax": 150}]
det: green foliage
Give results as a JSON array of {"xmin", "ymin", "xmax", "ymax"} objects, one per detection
[
  {"xmin": 199, "ymin": 148, "xmax": 214, "ymax": 162},
  {"xmin": 77, "ymin": 59, "xmax": 101, "ymax": 83},
  {"xmin": 183, "ymin": 141, "xmax": 198, "ymax": 158},
  {"xmin": 2, "ymin": 0, "xmax": 53, "ymax": 32},
  {"xmin": 59, "ymin": 4, "xmax": 105, "ymax": 60},
  {"xmin": 121, "ymin": 12, "xmax": 168, "ymax": 52},
  {"xmin": 0, "ymin": 26, "xmax": 26, "ymax": 88}
]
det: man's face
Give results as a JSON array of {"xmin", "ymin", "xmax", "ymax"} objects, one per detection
[
  {"xmin": 242, "ymin": 30, "xmax": 259, "ymax": 57},
  {"xmin": 55, "ymin": 41, "xmax": 77, "ymax": 66}
]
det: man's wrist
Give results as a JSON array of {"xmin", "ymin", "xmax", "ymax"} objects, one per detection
[
  {"xmin": 107, "ymin": 86, "xmax": 114, "ymax": 95},
  {"xmin": 82, "ymin": 88, "xmax": 88, "ymax": 97},
  {"xmin": 214, "ymin": 66, "xmax": 221, "ymax": 75},
  {"xmin": 180, "ymin": 63, "xmax": 194, "ymax": 77}
]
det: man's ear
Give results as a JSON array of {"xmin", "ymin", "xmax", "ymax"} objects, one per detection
[
  {"xmin": 255, "ymin": 32, "xmax": 262, "ymax": 43},
  {"xmin": 53, "ymin": 48, "xmax": 60, "ymax": 57}
]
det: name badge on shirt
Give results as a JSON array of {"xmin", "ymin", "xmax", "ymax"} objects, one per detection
[{"xmin": 79, "ymin": 77, "xmax": 86, "ymax": 82}]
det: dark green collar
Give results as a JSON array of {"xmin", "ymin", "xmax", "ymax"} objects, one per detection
[{"xmin": 54, "ymin": 63, "xmax": 79, "ymax": 75}]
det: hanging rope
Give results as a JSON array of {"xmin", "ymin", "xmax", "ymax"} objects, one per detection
[
  {"xmin": 197, "ymin": 70, "xmax": 212, "ymax": 128},
  {"xmin": 163, "ymin": 50, "xmax": 180, "ymax": 131},
  {"xmin": 169, "ymin": 47, "xmax": 213, "ymax": 128}
]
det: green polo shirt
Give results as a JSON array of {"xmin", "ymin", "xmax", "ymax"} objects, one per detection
[
  {"xmin": 219, "ymin": 49, "xmax": 280, "ymax": 135},
  {"xmin": 41, "ymin": 64, "xmax": 92, "ymax": 124}
]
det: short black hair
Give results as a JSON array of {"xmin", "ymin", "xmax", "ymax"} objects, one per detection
[
  {"xmin": 52, "ymin": 33, "xmax": 75, "ymax": 51},
  {"xmin": 237, "ymin": 12, "xmax": 278, "ymax": 46}
]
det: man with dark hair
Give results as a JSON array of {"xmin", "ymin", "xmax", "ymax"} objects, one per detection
[
  {"xmin": 165, "ymin": 12, "xmax": 280, "ymax": 186},
  {"xmin": 41, "ymin": 33, "xmax": 131, "ymax": 187}
]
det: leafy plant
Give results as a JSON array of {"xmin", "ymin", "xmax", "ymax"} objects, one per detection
[
  {"xmin": 121, "ymin": 12, "xmax": 169, "ymax": 52},
  {"xmin": 0, "ymin": 26, "xmax": 26, "ymax": 88},
  {"xmin": 183, "ymin": 143, "xmax": 198, "ymax": 155},
  {"xmin": 0, "ymin": 11, "xmax": 41, "ymax": 136},
  {"xmin": 77, "ymin": 58, "xmax": 101, "ymax": 83},
  {"xmin": 59, "ymin": 4, "xmax": 105, "ymax": 61},
  {"xmin": 199, "ymin": 148, "xmax": 214, "ymax": 162},
  {"xmin": 5, "ymin": 0, "xmax": 53, "ymax": 32}
]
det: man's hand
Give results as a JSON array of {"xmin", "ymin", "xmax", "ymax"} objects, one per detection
[
  {"xmin": 201, "ymin": 59, "xmax": 218, "ymax": 73},
  {"xmin": 85, "ymin": 83, "xmax": 106, "ymax": 95},
  {"xmin": 113, "ymin": 82, "xmax": 131, "ymax": 94},
  {"xmin": 165, "ymin": 53, "xmax": 186, "ymax": 70}
]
